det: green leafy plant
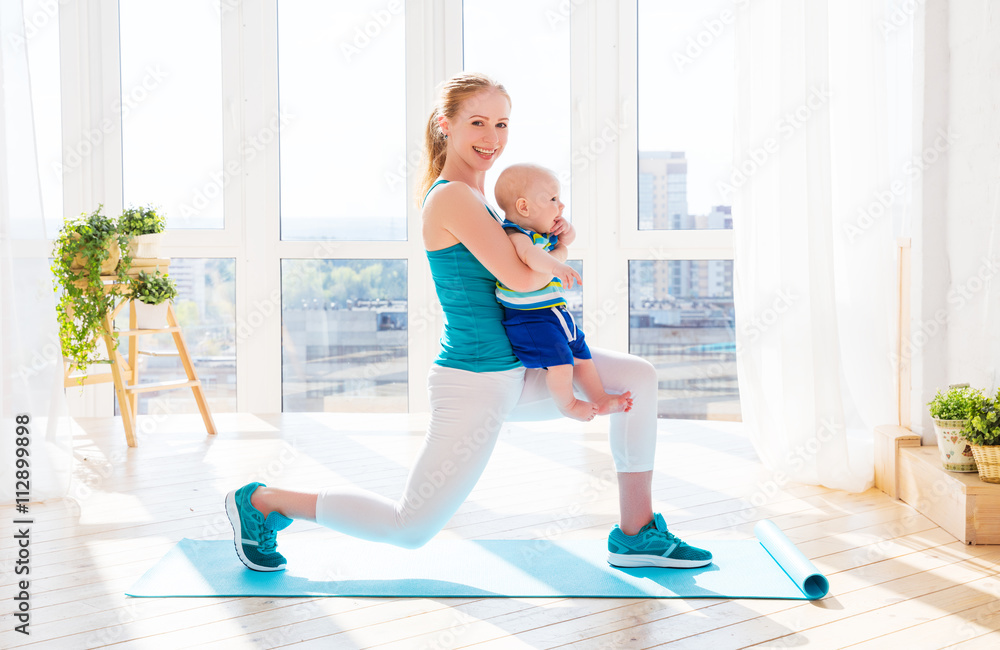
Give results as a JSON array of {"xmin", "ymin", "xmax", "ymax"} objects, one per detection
[
  {"xmin": 130, "ymin": 270, "xmax": 178, "ymax": 305},
  {"xmin": 51, "ymin": 205, "xmax": 133, "ymax": 378},
  {"xmin": 118, "ymin": 205, "xmax": 165, "ymax": 236},
  {"xmin": 963, "ymin": 388, "xmax": 1000, "ymax": 446},
  {"xmin": 927, "ymin": 384, "xmax": 982, "ymax": 421}
]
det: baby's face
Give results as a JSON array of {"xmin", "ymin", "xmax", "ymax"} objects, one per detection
[{"xmin": 517, "ymin": 172, "xmax": 564, "ymax": 234}]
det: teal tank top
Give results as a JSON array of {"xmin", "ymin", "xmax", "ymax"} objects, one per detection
[{"xmin": 424, "ymin": 180, "xmax": 522, "ymax": 372}]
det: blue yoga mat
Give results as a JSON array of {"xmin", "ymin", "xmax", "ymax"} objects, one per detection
[{"xmin": 127, "ymin": 520, "xmax": 829, "ymax": 600}]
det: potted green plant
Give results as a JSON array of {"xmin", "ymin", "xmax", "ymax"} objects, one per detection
[
  {"xmin": 927, "ymin": 384, "xmax": 981, "ymax": 472},
  {"xmin": 964, "ymin": 388, "xmax": 1000, "ymax": 484},
  {"xmin": 129, "ymin": 270, "xmax": 178, "ymax": 329},
  {"xmin": 51, "ymin": 206, "xmax": 133, "ymax": 379},
  {"xmin": 119, "ymin": 205, "xmax": 166, "ymax": 258}
]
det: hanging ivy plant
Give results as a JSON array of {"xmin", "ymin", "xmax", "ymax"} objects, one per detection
[{"xmin": 51, "ymin": 205, "xmax": 133, "ymax": 379}]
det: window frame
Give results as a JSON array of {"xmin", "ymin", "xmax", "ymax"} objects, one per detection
[{"xmin": 58, "ymin": 0, "xmax": 735, "ymax": 418}]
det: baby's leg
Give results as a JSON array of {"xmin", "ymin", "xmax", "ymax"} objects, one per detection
[
  {"xmin": 546, "ymin": 364, "xmax": 599, "ymax": 421},
  {"xmin": 574, "ymin": 358, "xmax": 633, "ymax": 415}
]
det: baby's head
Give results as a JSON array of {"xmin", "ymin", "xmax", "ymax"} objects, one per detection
[{"xmin": 494, "ymin": 163, "xmax": 564, "ymax": 234}]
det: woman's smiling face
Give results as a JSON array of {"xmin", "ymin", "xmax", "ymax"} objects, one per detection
[{"xmin": 440, "ymin": 88, "xmax": 510, "ymax": 172}]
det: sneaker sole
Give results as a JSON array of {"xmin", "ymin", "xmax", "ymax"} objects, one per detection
[
  {"xmin": 607, "ymin": 551, "xmax": 712, "ymax": 569},
  {"xmin": 225, "ymin": 490, "xmax": 286, "ymax": 572}
]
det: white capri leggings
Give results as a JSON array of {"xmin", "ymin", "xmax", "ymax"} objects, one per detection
[{"xmin": 315, "ymin": 347, "xmax": 658, "ymax": 548}]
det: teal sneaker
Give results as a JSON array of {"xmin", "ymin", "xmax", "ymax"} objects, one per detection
[
  {"xmin": 225, "ymin": 482, "xmax": 293, "ymax": 572},
  {"xmin": 608, "ymin": 513, "xmax": 713, "ymax": 568}
]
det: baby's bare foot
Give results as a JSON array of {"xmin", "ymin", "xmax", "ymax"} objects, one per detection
[
  {"xmin": 596, "ymin": 391, "xmax": 633, "ymax": 415},
  {"xmin": 560, "ymin": 398, "xmax": 600, "ymax": 422}
]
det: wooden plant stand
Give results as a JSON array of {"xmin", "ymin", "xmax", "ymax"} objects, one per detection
[
  {"xmin": 875, "ymin": 425, "xmax": 1000, "ymax": 545},
  {"xmin": 63, "ymin": 259, "xmax": 217, "ymax": 447}
]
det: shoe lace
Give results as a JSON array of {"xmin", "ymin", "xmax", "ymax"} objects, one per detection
[
  {"xmin": 259, "ymin": 527, "xmax": 279, "ymax": 554},
  {"xmin": 641, "ymin": 513, "xmax": 680, "ymax": 545}
]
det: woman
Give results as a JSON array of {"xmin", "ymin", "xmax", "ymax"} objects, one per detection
[{"xmin": 225, "ymin": 73, "xmax": 711, "ymax": 572}]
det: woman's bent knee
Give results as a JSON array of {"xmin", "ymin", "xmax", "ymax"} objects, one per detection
[{"xmin": 389, "ymin": 520, "xmax": 438, "ymax": 549}]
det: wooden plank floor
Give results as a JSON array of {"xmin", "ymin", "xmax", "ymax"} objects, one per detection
[{"xmin": 2, "ymin": 412, "xmax": 999, "ymax": 649}]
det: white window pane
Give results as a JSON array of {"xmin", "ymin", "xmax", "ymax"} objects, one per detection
[
  {"xmin": 638, "ymin": 1, "xmax": 734, "ymax": 230},
  {"xmin": 119, "ymin": 0, "xmax": 224, "ymax": 229},
  {"xmin": 278, "ymin": 0, "xmax": 406, "ymax": 240},
  {"xmin": 565, "ymin": 259, "xmax": 583, "ymax": 325},
  {"xmin": 464, "ymin": 0, "xmax": 572, "ymax": 218},
  {"xmin": 630, "ymin": 260, "xmax": 740, "ymax": 420},
  {"xmin": 282, "ymin": 260, "xmax": 407, "ymax": 412},
  {"xmin": 115, "ymin": 259, "xmax": 237, "ymax": 417}
]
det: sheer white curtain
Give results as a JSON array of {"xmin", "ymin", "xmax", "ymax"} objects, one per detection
[
  {"xmin": 732, "ymin": 0, "xmax": 898, "ymax": 492},
  {"xmin": 1, "ymin": 0, "xmax": 72, "ymax": 502}
]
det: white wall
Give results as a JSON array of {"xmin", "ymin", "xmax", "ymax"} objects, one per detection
[
  {"xmin": 912, "ymin": 0, "xmax": 1000, "ymax": 443},
  {"xmin": 945, "ymin": 2, "xmax": 1000, "ymax": 393}
]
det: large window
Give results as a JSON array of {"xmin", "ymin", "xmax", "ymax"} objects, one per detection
[
  {"xmin": 281, "ymin": 260, "xmax": 407, "ymax": 411},
  {"xmin": 630, "ymin": 1, "xmax": 740, "ymax": 420},
  {"xmin": 64, "ymin": 2, "xmax": 742, "ymax": 421},
  {"xmin": 115, "ymin": 259, "xmax": 237, "ymax": 416},
  {"xmin": 464, "ymin": 0, "xmax": 572, "ymax": 216},
  {"xmin": 637, "ymin": 0, "xmax": 734, "ymax": 231},
  {"xmin": 629, "ymin": 260, "xmax": 738, "ymax": 420},
  {"xmin": 277, "ymin": 0, "xmax": 406, "ymax": 240},
  {"xmin": 119, "ymin": 0, "xmax": 224, "ymax": 229}
]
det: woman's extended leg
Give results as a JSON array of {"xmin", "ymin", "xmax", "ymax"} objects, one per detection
[
  {"xmin": 226, "ymin": 365, "xmax": 524, "ymax": 571},
  {"xmin": 313, "ymin": 365, "xmax": 523, "ymax": 548}
]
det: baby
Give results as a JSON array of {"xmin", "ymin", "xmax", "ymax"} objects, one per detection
[{"xmin": 494, "ymin": 163, "xmax": 632, "ymax": 421}]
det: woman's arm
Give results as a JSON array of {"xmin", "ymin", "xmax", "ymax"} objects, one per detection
[{"xmin": 423, "ymin": 182, "xmax": 552, "ymax": 292}]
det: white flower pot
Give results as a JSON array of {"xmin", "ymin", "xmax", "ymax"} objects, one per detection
[
  {"xmin": 932, "ymin": 418, "xmax": 977, "ymax": 472},
  {"xmin": 128, "ymin": 232, "xmax": 163, "ymax": 259},
  {"xmin": 134, "ymin": 300, "xmax": 169, "ymax": 329}
]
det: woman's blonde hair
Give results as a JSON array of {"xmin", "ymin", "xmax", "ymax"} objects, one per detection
[{"xmin": 417, "ymin": 72, "xmax": 511, "ymax": 206}]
